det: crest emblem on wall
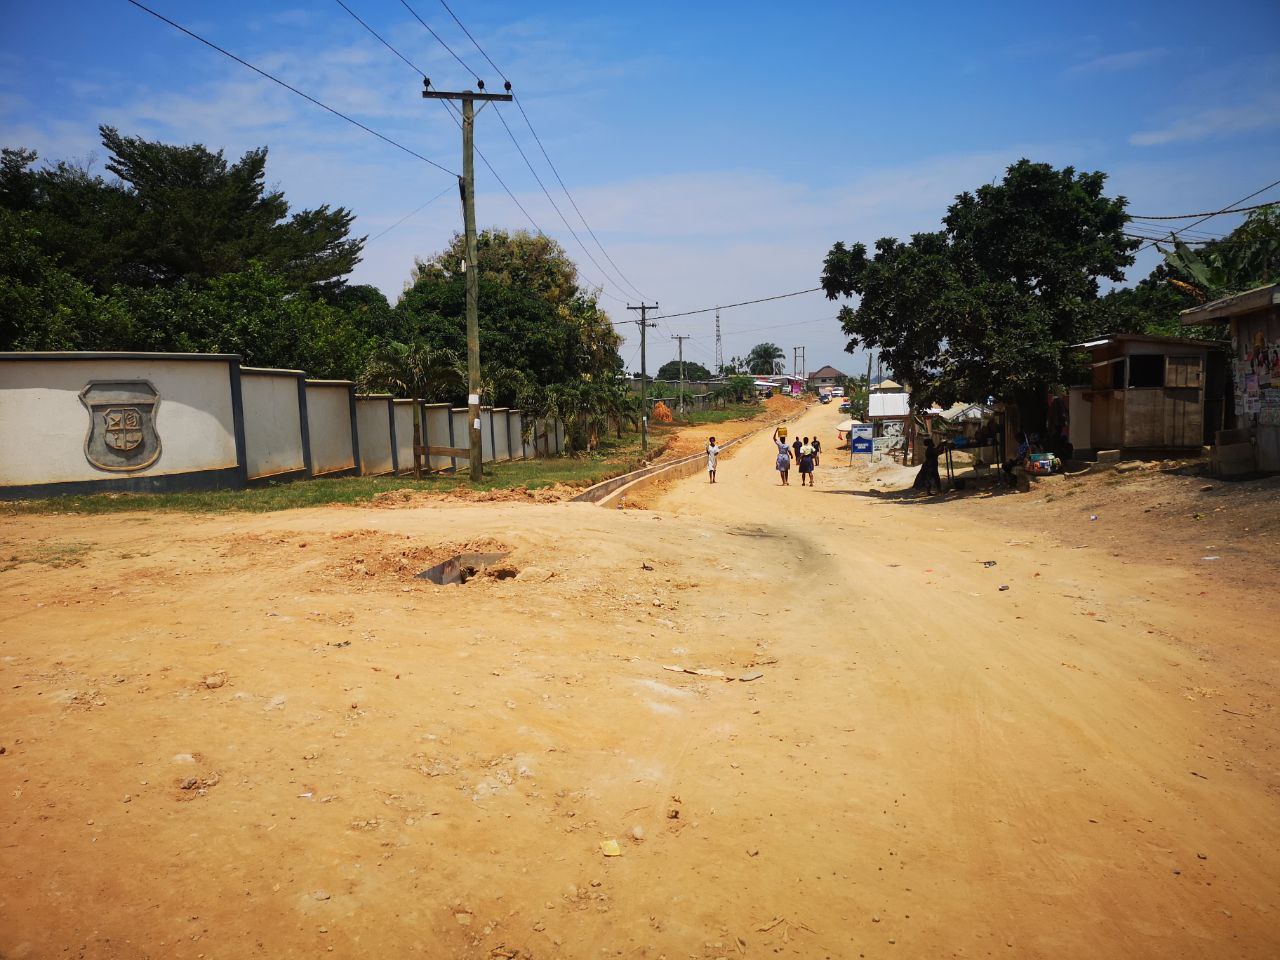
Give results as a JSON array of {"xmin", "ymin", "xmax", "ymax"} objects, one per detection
[{"xmin": 80, "ymin": 380, "xmax": 162, "ymax": 471}]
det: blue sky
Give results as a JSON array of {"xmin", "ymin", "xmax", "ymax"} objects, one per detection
[{"xmin": 4, "ymin": 0, "xmax": 1280, "ymax": 375}]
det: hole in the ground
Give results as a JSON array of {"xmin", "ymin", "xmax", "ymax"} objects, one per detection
[{"xmin": 416, "ymin": 551, "xmax": 512, "ymax": 585}]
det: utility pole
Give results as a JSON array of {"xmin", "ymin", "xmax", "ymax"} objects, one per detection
[
  {"xmin": 422, "ymin": 80, "xmax": 512, "ymax": 482},
  {"xmin": 714, "ymin": 308, "xmax": 722, "ymax": 375},
  {"xmin": 626, "ymin": 303, "xmax": 659, "ymax": 451},
  {"xmin": 864, "ymin": 348, "xmax": 873, "ymax": 421},
  {"xmin": 671, "ymin": 334, "xmax": 690, "ymax": 414}
]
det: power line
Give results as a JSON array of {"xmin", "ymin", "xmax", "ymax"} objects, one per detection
[
  {"xmin": 398, "ymin": 0, "xmax": 480, "ymax": 83},
  {"xmin": 489, "ymin": 105, "xmax": 633, "ymax": 303},
  {"xmin": 1129, "ymin": 201, "xmax": 1278, "ymax": 220},
  {"xmin": 652, "ymin": 287, "xmax": 825, "ymax": 320},
  {"xmin": 366, "ymin": 183, "xmax": 454, "ymax": 242},
  {"xmin": 330, "ymin": 1, "xmax": 624, "ymax": 303},
  {"xmin": 1138, "ymin": 178, "xmax": 1280, "ymax": 253},
  {"xmin": 435, "ymin": 0, "xmax": 651, "ymax": 300},
  {"xmin": 436, "ymin": 0, "xmax": 508, "ymax": 83},
  {"xmin": 124, "ymin": 0, "xmax": 458, "ymax": 178}
]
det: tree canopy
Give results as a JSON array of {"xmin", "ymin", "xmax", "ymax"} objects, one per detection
[
  {"xmin": 822, "ymin": 160, "xmax": 1138, "ymax": 413},
  {"xmin": 0, "ymin": 127, "xmax": 625, "ymax": 420},
  {"xmin": 395, "ymin": 228, "xmax": 622, "ymax": 408},
  {"xmin": 656, "ymin": 359, "xmax": 712, "ymax": 381},
  {"xmin": 745, "ymin": 342, "xmax": 785, "ymax": 375},
  {"xmin": 1, "ymin": 127, "xmax": 361, "ymax": 293}
]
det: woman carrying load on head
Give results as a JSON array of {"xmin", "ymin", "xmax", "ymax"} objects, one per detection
[{"xmin": 772, "ymin": 426, "xmax": 792, "ymax": 486}]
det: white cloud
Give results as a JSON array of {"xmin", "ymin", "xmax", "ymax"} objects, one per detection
[
  {"xmin": 1066, "ymin": 48, "xmax": 1167, "ymax": 77},
  {"xmin": 1130, "ymin": 92, "xmax": 1280, "ymax": 146}
]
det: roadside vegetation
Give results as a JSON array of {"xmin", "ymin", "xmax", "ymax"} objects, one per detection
[{"xmin": 0, "ymin": 396, "xmax": 772, "ymax": 515}]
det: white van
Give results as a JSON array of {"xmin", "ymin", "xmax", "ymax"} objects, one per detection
[{"xmin": 830, "ymin": 387, "xmax": 845, "ymax": 397}]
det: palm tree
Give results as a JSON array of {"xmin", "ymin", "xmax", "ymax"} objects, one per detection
[
  {"xmin": 746, "ymin": 342, "xmax": 785, "ymax": 375},
  {"xmin": 361, "ymin": 340, "xmax": 461, "ymax": 479}
]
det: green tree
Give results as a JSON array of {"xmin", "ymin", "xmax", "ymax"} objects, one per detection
[
  {"xmin": 823, "ymin": 160, "xmax": 1137, "ymax": 427},
  {"xmin": 656, "ymin": 359, "xmax": 712, "ymax": 381},
  {"xmin": 0, "ymin": 129, "xmax": 362, "ymax": 293},
  {"xmin": 746, "ymin": 342, "xmax": 785, "ymax": 375},
  {"xmin": 396, "ymin": 230, "xmax": 622, "ymax": 407}
]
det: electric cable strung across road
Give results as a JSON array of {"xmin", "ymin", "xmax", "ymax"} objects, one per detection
[
  {"xmin": 1136, "ymin": 177, "xmax": 1280, "ymax": 254},
  {"xmin": 399, "ymin": 0, "xmax": 482, "ymax": 82},
  {"xmin": 365, "ymin": 183, "xmax": 455, "ymax": 243},
  {"xmin": 651, "ymin": 287, "xmax": 825, "ymax": 321},
  {"xmin": 1129, "ymin": 201, "xmax": 1279, "ymax": 220},
  {"xmin": 331, "ymin": 0, "xmax": 627, "ymax": 303},
  {"xmin": 123, "ymin": 0, "xmax": 458, "ymax": 178},
  {"xmin": 433, "ymin": 0, "xmax": 653, "ymax": 301}
]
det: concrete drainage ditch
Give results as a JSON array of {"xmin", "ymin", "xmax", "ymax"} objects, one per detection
[{"xmin": 416, "ymin": 551, "xmax": 515, "ymax": 585}]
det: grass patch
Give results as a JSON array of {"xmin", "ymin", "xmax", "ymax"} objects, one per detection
[
  {"xmin": 1, "ymin": 540, "xmax": 92, "ymax": 570},
  {"xmin": 0, "ymin": 404, "xmax": 766, "ymax": 517},
  {"xmin": 1, "ymin": 431, "xmax": 657, "ymax": 516},
  {"xmin": 669, "ymin": 402, "xmax": 763, "ymax": 426}
]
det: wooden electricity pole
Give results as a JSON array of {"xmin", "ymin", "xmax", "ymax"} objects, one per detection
[
  {"xmin": 422, "ymin": 80, "xmax": 512, "ymax": 482},
  {"xmin": 627, "ymin": 303, "xmax": 659, "ymax": 452},
  {"xmin": 671, "ymin": 334, "xmax": 690, "ymax": 414}
]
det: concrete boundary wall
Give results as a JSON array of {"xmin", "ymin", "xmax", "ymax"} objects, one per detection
[
  {"xmin": 0, "ymin": 352, "xmax": 243, "ymax": 500},
  {"xmin": 241, "ymin": 367, "xmax": 307, "ymax": 482},
  {"xmin": 305, "ymin": 380, "xmax": 358, "ymax": 477},
  {"xmin": 0, "ymin": 351, "xmax": 571, "ymax": 498},
  {"xmin": 392, "ymin": 400, "xmax": 415, "ymax": 474},
  {"xmin": 355, "ymin": 395, "xmax": 395, "ymax": 476},
  {"xmin": 492, "ymin": 408, "xmax": 511, "ymax": 461},
  {"xmin": 419, "ymin": 403, "xmax": 450, "ymax": 471},
  {"xmin": 506, "ymin": 410, "xmax": 526, "ymax": 459}
]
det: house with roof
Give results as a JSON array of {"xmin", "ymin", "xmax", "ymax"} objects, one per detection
[
  {"xmin": 807, "ymin": 365, "xmax": 847, "ymax": 391},
  {"xmin": 1181, "ymin": 282, "xmax": 1280, "ymax": 473},
  {"xmin": 1069, "ymin": 332, "xmax": 1228, "ymax": 456}
]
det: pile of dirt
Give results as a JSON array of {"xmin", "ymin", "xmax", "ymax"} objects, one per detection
[
  {"xmin": 328, "ymin": 529, "xmax": 511, "ymax": 584},
  {"xmin": 369, "ymin": 483, "xmax": 577, "ymax": 508}
]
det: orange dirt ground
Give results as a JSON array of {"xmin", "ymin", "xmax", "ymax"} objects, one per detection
[{"xmin": 1, "ymin": 401, "xmax": 1277, "ymax": 959}]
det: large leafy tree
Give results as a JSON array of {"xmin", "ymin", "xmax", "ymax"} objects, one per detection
[
  {"xmin": 0, "ymin": 127, "xmax": 362, "ymax": 293},
  {"xmin": 823, "ymin": 160, "xmax": 1137, "ymax": 423},
  {"xmin": 746, "ymin": 342, "xmax": 785, "ymax": 375},
  {"xmin": 656, "ymin": 359, "xmax": 712, "ymax": 381},
  {"xmin": 397, "ymin": 229, "xmax": 622, "ymax": 407}
]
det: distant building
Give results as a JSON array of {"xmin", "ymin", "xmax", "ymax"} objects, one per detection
[
  {"xmin": 871, "ymin": 378, "xmax": 904, "ymax": 393},
  {"xmin": 807, "ymin": 365, "xmax": 847, "ymax": 390}
]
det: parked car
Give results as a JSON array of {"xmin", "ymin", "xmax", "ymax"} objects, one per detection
[
  {"xmin": 819, "ymin": 394, "xmax": 832, "ymax": 404},
  {"xmin": 839, "ymin": 399, "xmax": 851, "ymax": 412}
]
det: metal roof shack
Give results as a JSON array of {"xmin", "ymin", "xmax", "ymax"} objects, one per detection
[
  {"xmin": 1180, "ymin": 282, "xmax": 1280, "ymax": 473},
  {"xmin": 1068, "ymin": 333, "xmax": 1228, "ymax": 454}
]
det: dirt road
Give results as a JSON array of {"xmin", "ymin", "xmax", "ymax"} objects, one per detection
[{"xmin": 2, "ymin": 402, "xmax": 1277, "ymax": 959}]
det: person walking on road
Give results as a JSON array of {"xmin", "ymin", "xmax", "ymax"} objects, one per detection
[
  {"xmin": 791, "ymin": 435, "xmax": 803, "ymax": 470},
  {"xmin": 798, "ymin": 437, "xmax": 816, "ymax": 487},
  {"xmin": 811, "ymin": 436, "xmax": 822, "ymax": 468},
  {"xmin": 772, "ymin": 427, "xmax": 792, "ymax": 485},
  {"xmin": 706, "ymin": 436, "xmax": 721, "ymax": 484}
]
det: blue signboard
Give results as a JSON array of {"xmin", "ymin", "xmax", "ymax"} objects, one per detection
[{"xmin": 851, "ymin": 425, "xmax": 873, "ymax": 454}]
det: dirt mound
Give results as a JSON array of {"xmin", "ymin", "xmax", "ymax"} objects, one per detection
[
  {"xmin": 329, "ymin": 530, "xmax": 511, "ymax": 584},
  {"xmin": 368, "ymin": 483, "xmax": 577, "ymax": 508}
]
